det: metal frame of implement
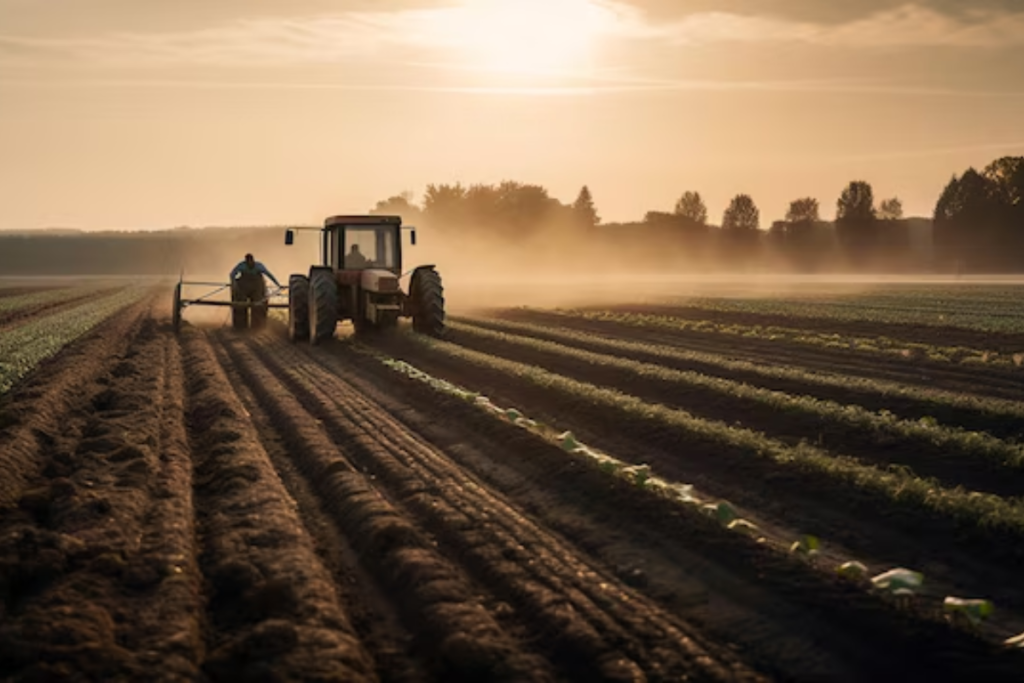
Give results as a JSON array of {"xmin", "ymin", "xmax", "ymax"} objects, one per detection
[{"xmin": 172, "ymin": 274, "xmax": 289, "ymax": 332}]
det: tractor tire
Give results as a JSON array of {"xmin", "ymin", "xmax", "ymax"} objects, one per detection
[
  {"xmin": 288, "ymin": 274, "xmax": 310, "ymax": 342},
  {"xmin": 172, "ymin": 282, "xmax": 182, "ymax": 333},
  {"xmin": 308, "ymin": 269, "xmax": 338, "ymax": 345},
  {"xmin": 231, "ymin": 285, "xmax": 248, "ymax": 331},
  {"xmin": 410, "ymin": 268, "xmax": 446, "ymax": 338}
]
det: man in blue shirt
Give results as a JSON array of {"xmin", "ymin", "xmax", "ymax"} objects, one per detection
[
  {"xmin": 230, "ymin": 253, "xmax": 281, "ymax": 287},
  {"xmin": 229, "ymin": 253, "xmax": 281, "ymax": 330}
]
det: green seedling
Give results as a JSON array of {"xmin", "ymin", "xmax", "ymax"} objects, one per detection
[
  {"xmin": 943, "ymin": 597, "xmax": 994, "ymax": 626},
  {"xmin": 790, "ymin": 535, "xmax": 820, "ymax": 558},
  {"xmin": 870, "ymin": 567, "xmax": 923, "ymax": 594}
]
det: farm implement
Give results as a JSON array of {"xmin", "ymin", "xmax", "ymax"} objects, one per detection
[{"xmin": 172, "ymin": 277, "xmax": 288, "ymax": 333}]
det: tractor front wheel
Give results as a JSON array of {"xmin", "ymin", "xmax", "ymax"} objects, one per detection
[
  {"xmin": 308, "ymin": 269, "xmax": 338, "ymax": 345},
  {"xmin": 288, "ymin": 274, "xmax": 310, "ymax": 342},
  {"xmin": 410, "ymin": 268, "xmax": 446, "ymax": 338}
]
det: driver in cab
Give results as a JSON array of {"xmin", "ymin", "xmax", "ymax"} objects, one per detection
[{"xmin": 345, "ymin": 244, "xmax": 371, "ymax": 269}]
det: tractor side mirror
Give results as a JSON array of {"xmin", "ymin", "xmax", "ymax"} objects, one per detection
[
  {"xmin": 410, "ymin": 229, "xmax": 417, "ymax": 246},
  {"xmin": 284, "ymin": 229, "xmax": 294, "ymax": 245}
]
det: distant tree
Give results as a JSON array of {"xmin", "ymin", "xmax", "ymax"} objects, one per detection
[
  {"xmin": 933, "ymin": 168, "xmax": 1001, "ymax": 270},
  {"xmin": 422, "ymin": 183, "xmax": 468, "ymax": 227},
  {"xmin": 674, "ymin": 191, "xmax": 707, "ymax": 225},
  {"xmin": 835, "ymin": 180, "xmax": 877, "ymax": 267},
  {"xmin": 371, "ymin": 191, "xmax": 421, "ymax": 221},
  {"xmin": 837, "ymin": 181, "xmax": 876, "ymax": 224},
  {"xmin": 722, "ymin": 194, "xmax": 760, "ymax": 233},
  {"xmin": 572, "ymin": 185, "xmax": 600, "ymax": 227},
  {"xmin": 879, "ymin": 197, "xmax": 904, "ymax": 221},
  {"xmin": 785, "ymin": 197, "xmax": 820, "ymax": 224}
]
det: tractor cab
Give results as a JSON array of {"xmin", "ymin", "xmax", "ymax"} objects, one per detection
[
  {"xmin": 283, "ymin": 214, "xmax": 442, "ymax": 344},
  {"xmin": 285, "ymin": 215, "xmax": 416, "ymax": 274}
]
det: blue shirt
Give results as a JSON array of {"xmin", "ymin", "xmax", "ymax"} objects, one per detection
[{"xmin": 230, "ymin": 260, "xmax": 280, "ymax": 287}]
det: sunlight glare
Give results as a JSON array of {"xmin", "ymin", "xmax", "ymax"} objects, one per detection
[{"xmin": 446, "ymin": 0, "xmax": 618, "ymax": 74}]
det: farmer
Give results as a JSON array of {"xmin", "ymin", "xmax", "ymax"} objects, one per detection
[
  {"xmin": 345, "ymin": 243, "xmax": 371, "ymax": 269},
  {"xmin": 229, "ymin": 253, "xmax": 281, "ymax": 329}
]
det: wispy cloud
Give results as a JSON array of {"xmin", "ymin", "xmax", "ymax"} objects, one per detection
[
  {"xmin": 658, "ymin": 4, "xmax": 1024, "ymax": 48},
  {"xmin": 2, "ymin": 76, "xmax": 1022, "ymax": 99},
  {"xmin": 1, "ymin": 1, "xmax": 1023, "ymax": 72}
]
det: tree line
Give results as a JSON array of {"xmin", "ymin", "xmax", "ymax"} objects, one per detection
[{"xmin": 371, "ymin": 155, "xmax": 1023, "ymax": 273}]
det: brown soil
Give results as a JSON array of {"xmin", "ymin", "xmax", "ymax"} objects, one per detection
[{"xmin": 0, "ymin": 298, "xmax": 1022, "ymax": 682}]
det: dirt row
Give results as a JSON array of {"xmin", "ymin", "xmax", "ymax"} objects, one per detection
[
  {"xmin": 372, "ymin": 333, "xmax": 1024, "ymax": 634},
  {"xmin": 0, "ymin": 287, "xmax": 127, "ymax": 333},
  {"xmin": 290, "ymin": 331, "xmax": 1024, "ymax": 681},
  {"xmin": 447, "ymin": 320, "xmax": 1024, "ymax": 498},
  {"xmin": 600, "ymin": 303, "xmax": 1024, "ymax": 354},
  {"xmin": 218, "ymin": 330, "xmax": 761, "ymax": 682},
  {"xmin": 2, "ymin": 295, "xmax": 1023, "ymax": 680},
  {"xmin": 0, "ymin": 299, "xmax": 379, "ymax": 681},
  {"xmin": 492, "ymin": 309, "xmax": 1024, "ymax": 402}
]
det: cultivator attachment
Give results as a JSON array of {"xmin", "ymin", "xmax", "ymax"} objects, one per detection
[{"xmin": 172, "ymin": 275, "xmax": 288, "ymax": 333}]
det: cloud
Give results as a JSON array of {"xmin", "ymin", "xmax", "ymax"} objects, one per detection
[
  {"xmin": 1, "ymin": 1, "xmax": 1023, "ymax": 72},
  {"xmin": 656, "ymin": 4, "xmax": 1024, "ymax": 48}
]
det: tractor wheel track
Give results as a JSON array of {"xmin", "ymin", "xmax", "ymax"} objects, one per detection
[
  {"xmin": 180, "ymin": 327, "xmax": 377, "ymax": 682},
  {"xmin": 220, "ymin": 329, "xmax": 762, "ymax": 683}
]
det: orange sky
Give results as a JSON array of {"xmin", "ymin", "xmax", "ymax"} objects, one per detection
[{"xmin": 2, "ymin": 0, "xmax": 1023, "ymax": 230}]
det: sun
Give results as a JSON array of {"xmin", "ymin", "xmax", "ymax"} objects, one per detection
[{"xmin": 444, "ymin": 0, "xmax": 618, "ymax": 74}]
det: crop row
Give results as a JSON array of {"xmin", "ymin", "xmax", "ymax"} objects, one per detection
[
  {"xmin": 449, "ymin": 321, "xmax": 1024, "ymax": 478},
  {"xmin": 459, "ymin": 316, "xmax": 1024, "ymax": 429},
  {"xmin": 0, "ymin": 287, "xmax": 83, "ymax": 316},
  {"xmin": 549, "ymin": 308, "xmax": 1020, "ymax": 366},
  {"xmin": 661, "ymin": 294, "xmax": 1024, "ymax": 333},
  {"xmin": 0, "ymin": 287, "xmax": 148, "ymax": 395},
  {"xmin": 394, "ymin": 332, "xmax": 1024, "ymax": 561}
]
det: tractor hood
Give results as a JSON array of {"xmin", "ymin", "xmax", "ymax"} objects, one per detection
[{"xmin": 360, "ymin": 269, "xmax": 401, "ymax": 294}]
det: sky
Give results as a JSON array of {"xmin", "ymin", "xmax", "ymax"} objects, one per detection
[{"xmin": 2, "ymin": 0, "xmax": 1023, "ymax": 230}]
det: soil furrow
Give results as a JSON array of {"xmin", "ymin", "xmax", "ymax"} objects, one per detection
[
  {"xmin": 0, "ymin": 295, "xmax": 153, "ymax": 507},
  {"xmin": 305, "ymin": 336, "xmax": 1024, "ymax": 682},
  {"xmin": 179, "ymin": 327, "xmax": 377, "ymax": 682},
  {"xmin": 374, "ymin": 334, "xmax": 1024, "ymax": 623},
  {"xmin": 209, "ymin": 336, "xmax": 430, "ymax": 683},
  {"xmin": 446, "ymin": 322, "xmax": 1024, "ymax": 497},
  {"xmin": 243, "ymin": 333, "xmax": 765, "ymax": 683},
  {"xmin": 494, "ymin": 310, "xmax": 1024, "ymax": 401},
  {"xmin": 214, "ymin": 331, "xmax": 557, "ymax": 683},
  {"xmin": 0, "ymin": 311, "xmax": 202, "ymax": 680}
]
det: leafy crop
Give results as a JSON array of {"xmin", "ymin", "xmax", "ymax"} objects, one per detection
[
  {"xmin": 449, "ymin": 320, "xmax": 1024, "ymax": 471},
  {"xmin": 400, "ymin": 332, "xmax": 1024, "ymax": 543},
  {"xmin": 0, "ymin": 288, "xmax": 145, "ymax": 395}
]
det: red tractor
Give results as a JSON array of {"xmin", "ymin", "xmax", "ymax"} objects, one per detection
[{"xmin": 284, "ymin": 215, "xmax": 445, "ymax": 344}]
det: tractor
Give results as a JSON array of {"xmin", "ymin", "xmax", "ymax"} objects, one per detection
[{"xmin": 284, "ymin": 215, "xmax": 445, "ymax": 344}]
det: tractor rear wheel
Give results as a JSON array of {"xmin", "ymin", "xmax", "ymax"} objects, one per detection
[
  {"xmin": 308, "ymin": 269, "xmax": 338, "ymax": 345},
  {"xmin": 288, "ymin": 274, "xmax": 310, "ymax": 342},
  {"xmin": 172, "ymin": 282, "xmax": 182, "ymax": 333},
  {"xmin": 410, "ymin": 268, "xmax": 446, "ymax": 338},
  {"xmin": 231, "ymin": 285, "xmax": 248, "ymax": 330}
]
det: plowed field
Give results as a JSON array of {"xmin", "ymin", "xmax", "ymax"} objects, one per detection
[{"xmin": 2, "ymin": 284, "xmax": 1024, "ymax": 682}]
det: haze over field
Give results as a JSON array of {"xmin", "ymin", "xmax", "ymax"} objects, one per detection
[{"xmin": 3, "ymin": 0, "xmax": 1024, "ymax": 232}]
